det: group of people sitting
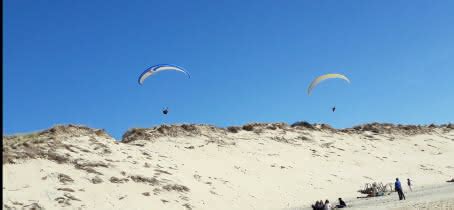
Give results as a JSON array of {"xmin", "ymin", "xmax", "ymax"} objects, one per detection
[{"xmin": 311, "ymin": 198, "xmax": 347, "ymax": 210}]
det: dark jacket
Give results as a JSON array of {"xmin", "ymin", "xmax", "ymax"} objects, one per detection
[{"xmin": 340, "ymin": 200, "xmax": 346, "ymax": 206}]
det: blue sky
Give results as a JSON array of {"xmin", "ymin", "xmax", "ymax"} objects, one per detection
[{"xmin": 4, "ymin": 0, "xmax": 454, "ymax": 139}]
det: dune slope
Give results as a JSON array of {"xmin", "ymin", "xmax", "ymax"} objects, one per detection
[{"xmin": 3, "ymin": 123, "xmax": 454, "ymax": 210}]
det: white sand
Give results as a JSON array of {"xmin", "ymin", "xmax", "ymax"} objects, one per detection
[{"xmin": 3, "ymin": 124, "xmax": 454, "ymax": 209}]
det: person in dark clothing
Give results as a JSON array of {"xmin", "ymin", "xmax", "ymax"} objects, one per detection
[
  {"xmin": 162, "ymin": 107, "xmax": 169, "ymax": 115},
  {"xmin": 395, "ymin": 178, "xmax": 406, "ymax": 200},
  {"xmin": 335, "ymin": 197, "xmax": 347, "ymax": 208},
  {"xmin": 332, "ymin": 106, "xmax": 336, "ymax": 112},
  {"xmin": 319, "ymin": 200, "xmax": 325, "ymax": 210},
  {"xmin": 312, "ymin": 201, "xmax": 320, "ymax": 210},
  {"xmin": 312, "ymin": 200, "xmax": 324, "ymax": 210},
  {"xmin": 407, "ymin": 178, "xmax": 413, "ymax": 191}
]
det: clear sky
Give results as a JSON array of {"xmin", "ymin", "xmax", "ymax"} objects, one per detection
[{"xmin": 4, "ymin": 0, "xmax": 454, "ymax": 139}]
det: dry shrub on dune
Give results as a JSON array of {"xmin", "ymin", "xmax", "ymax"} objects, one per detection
[
  {"xmin": 267, "ymin": 123, "xmax": 288, "ymax": 130},
  {"xmin": 242, "ymin": 124, "xmax": 255, "ymax": 131},
  {"xmin": 123, "ymin": 124, "xmax": 205, "ymax": 142},
  {"xmin": 240, "ymin": 123, "xmax": 276, "ymax": 132},
  {"xmin": 291, "ymin": 121, "xmax": 314, "ymax": 129},
  {"xmin": 227, "ymin": 126, "xmax": 241, "ymax": 133},
  {"xmin": 122, "ymin": 128, "xmax": 153, "ymax": 143},
  {"xmin": 129, "ymin": 175, "xmax": 160, "ymax": 185},
  {"xmin": 180, "ymin": 124, "xmax": 198, "ymax": 132},
  {"xmin": 162, "ymin": 184, "xmax": 190, "ymax": 192},
  {"xmin": 348, "ymin": 122, "xmax": 443, "ymax": 135}
]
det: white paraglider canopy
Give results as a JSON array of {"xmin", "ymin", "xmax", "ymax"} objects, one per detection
[
  {"xmin": 138, "ymin": 64, "xmax": 190, "ymax": 85},
  {"xmin": 307, "ymin": 73, "xmax": 350, "ymax": 95}
]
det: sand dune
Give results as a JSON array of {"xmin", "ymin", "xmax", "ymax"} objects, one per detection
[
  {"xmin": 292, "ymin": 183, "xmax": 454, "ymax": 210},
  {"xmin": 3, "ymin": 123, "xmax": 454, "ymax": 210}
]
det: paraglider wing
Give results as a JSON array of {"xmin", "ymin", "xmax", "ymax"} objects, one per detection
[
  {"xmin": 138, "ymin": 64, "xmax": 190, "ymax": 85},
  {"xmin": 307, "ymin": 73, "xmax": 350, "ymax": 95}
]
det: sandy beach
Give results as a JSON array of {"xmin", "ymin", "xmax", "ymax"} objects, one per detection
[
  {"xmin": 3, "ymin": 123, "xmax": 454, "ymax": 210},
  {"xmin": 349, "ymin": 183, "xmax": 454, "ymax": 210},
  {"xmin": 293, "ymin": 183, "xmax": 454, "ymax": 210}
]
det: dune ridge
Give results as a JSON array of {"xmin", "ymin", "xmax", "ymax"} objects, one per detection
[{"xmin": 3, "ymin": 122, "xmax": 454, "ymax": 210}]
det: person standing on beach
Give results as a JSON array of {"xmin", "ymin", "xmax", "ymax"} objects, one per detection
[
  {"xmin": 407, "ymin": 178, "xmax": 413, "ymax": 191},
  {"xmin": 395, "ymin": 178, "xmax": 406, "ymax": 200}
]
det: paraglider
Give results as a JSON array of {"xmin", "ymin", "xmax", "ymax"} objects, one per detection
[
  {"xmin": 307, "ymin": 73, "xmax": 350, "ymax": 95},
  {"xmin": 138, "ymin": 64, "xmax": 189, "ymax": 116},
  {"xmin": 307, "ymin": 73, "xmax": 350, "ymax": 113},
  {"xmin": 138, "ymin": 64, "xmax": 190, "ymax": 85}
]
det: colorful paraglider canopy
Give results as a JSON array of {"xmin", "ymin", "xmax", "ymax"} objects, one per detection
[
  {"xmin": 307, "ymin": 73, "xmax": 350, "ymax": 95},
  {"xmin": 138, "ymin": 64, "xmax": 190, "ymax": 85}
]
